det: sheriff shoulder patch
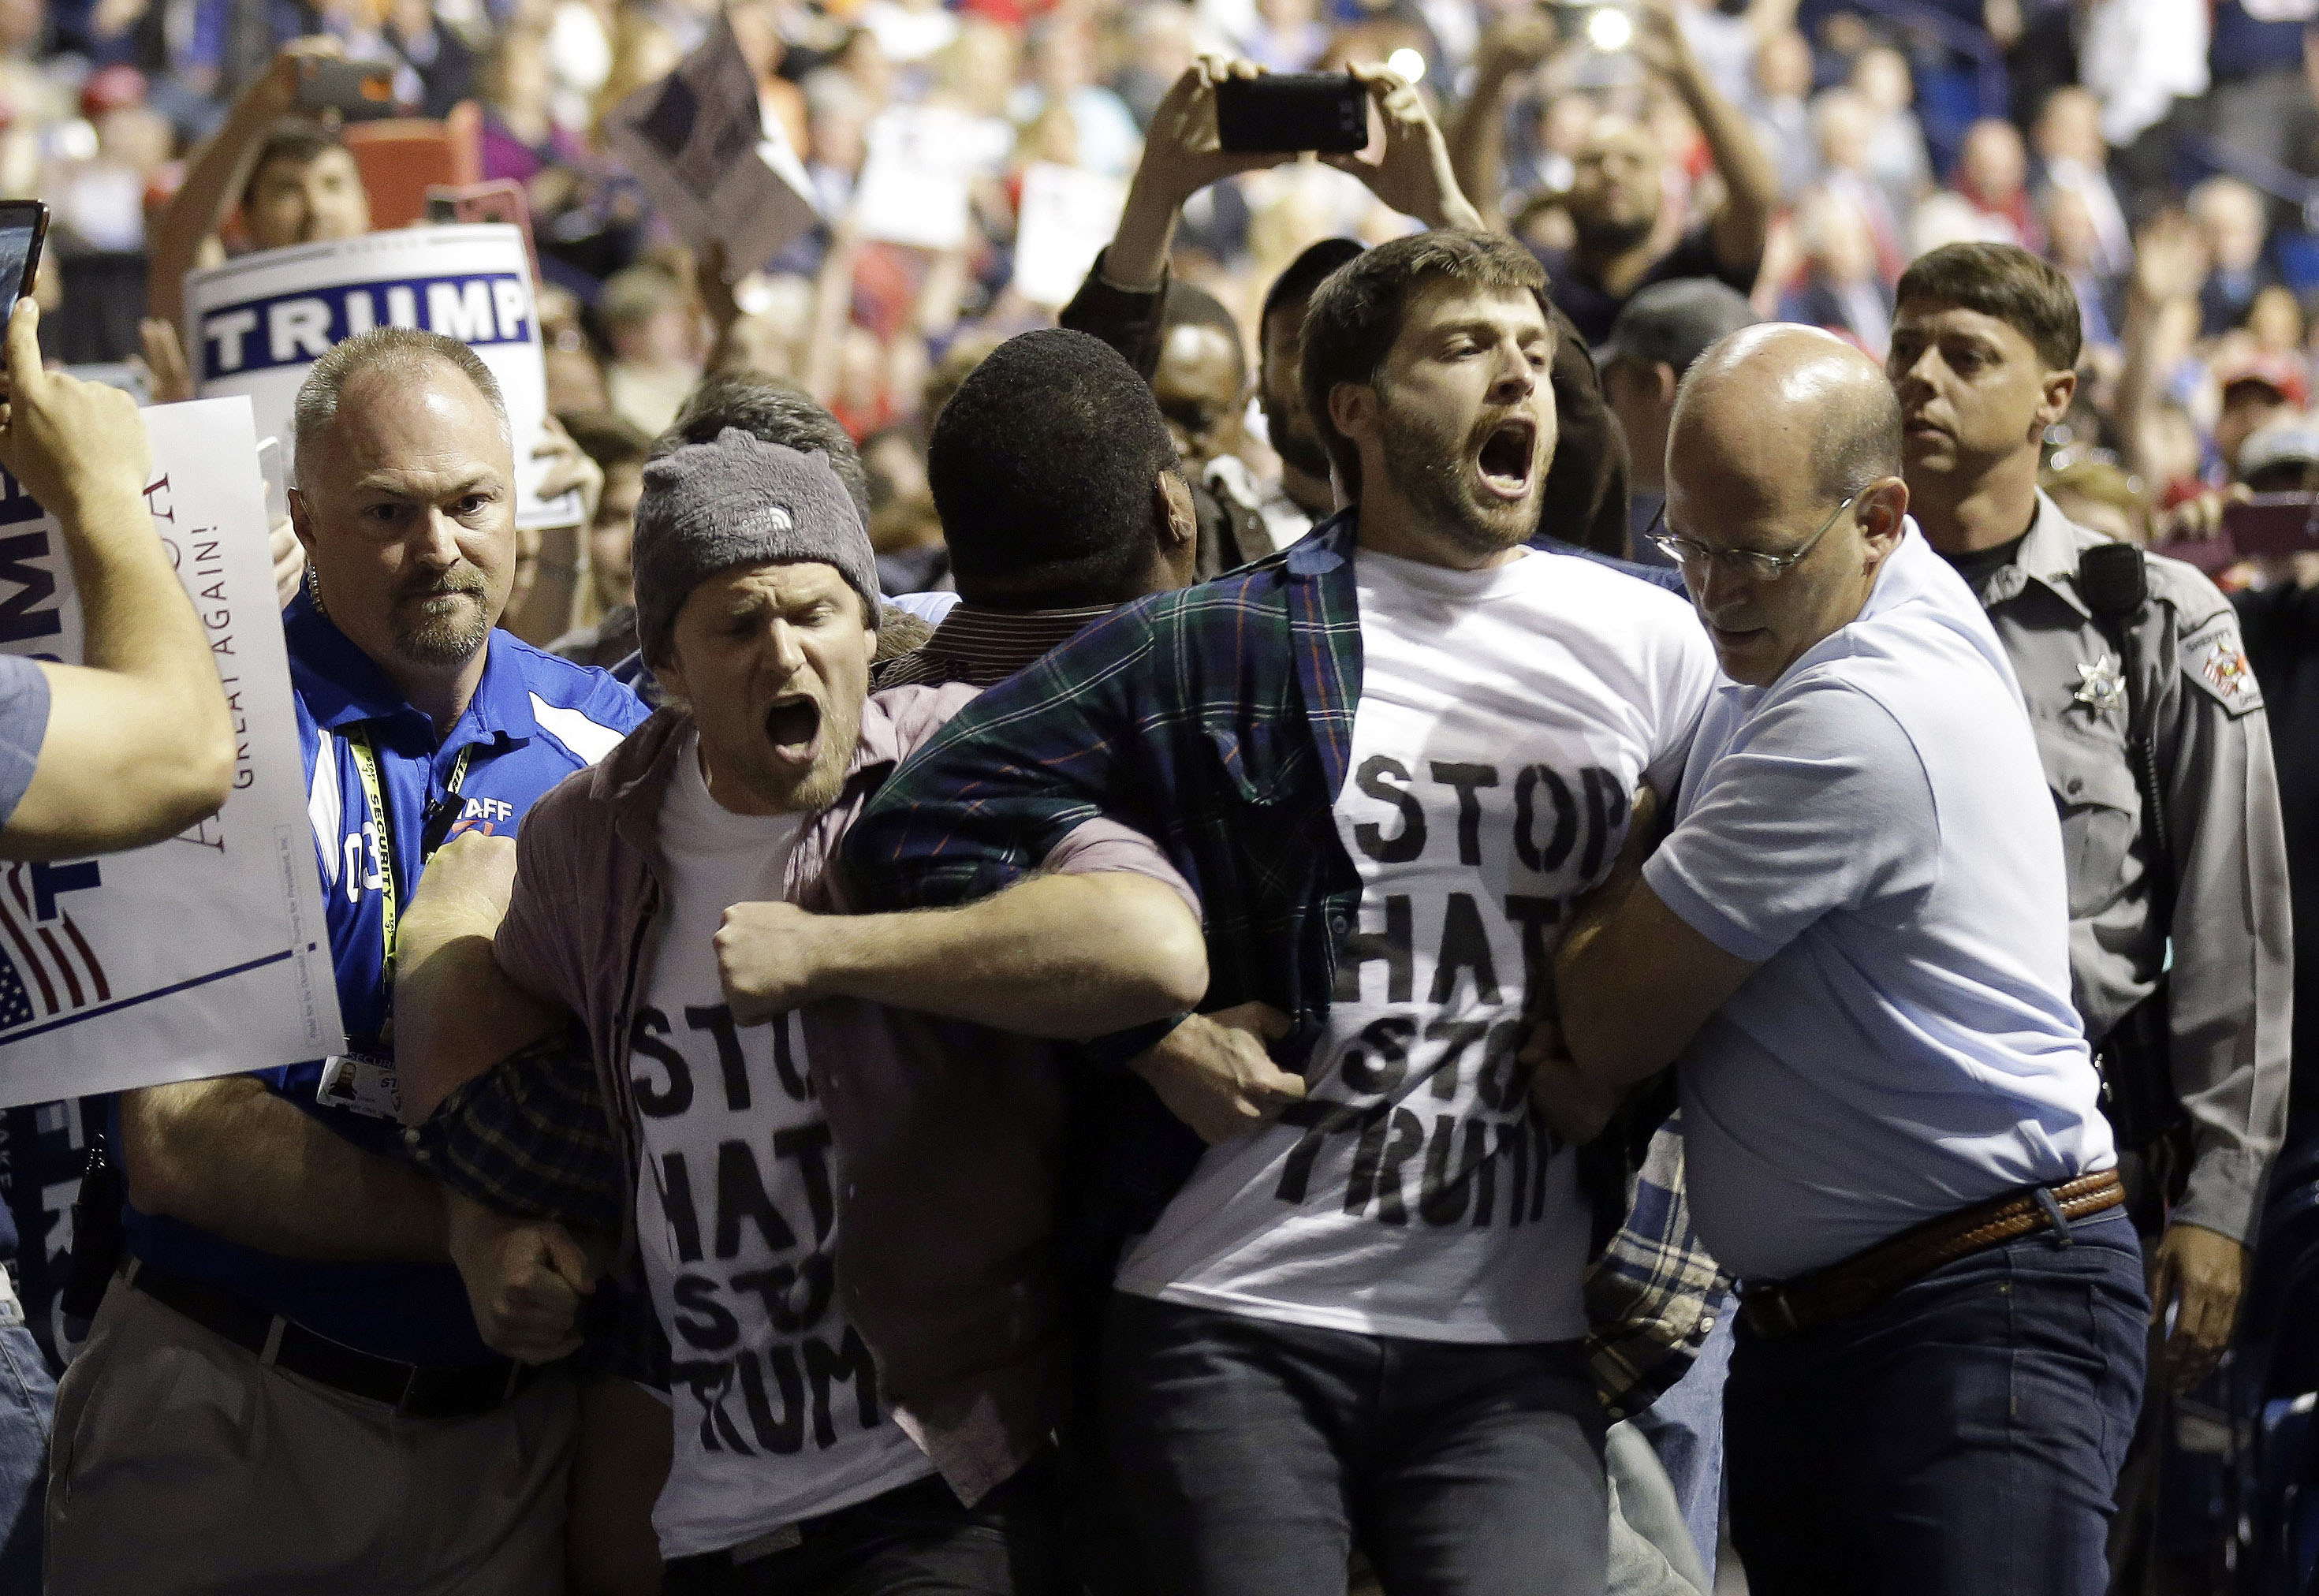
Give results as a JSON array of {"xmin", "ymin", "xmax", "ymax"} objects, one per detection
[{"xmin": 2179, "ymin": 614, "xmax": 2265, "ymax": 717}]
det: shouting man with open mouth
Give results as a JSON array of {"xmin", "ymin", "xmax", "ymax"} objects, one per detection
[{"xmin": 844, "ymin": 229, "xmax": 1723, "ymax": 1596}]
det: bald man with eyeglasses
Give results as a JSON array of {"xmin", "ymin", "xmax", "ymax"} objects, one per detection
[{"xmin": 1538, "ymin": 324, "xmax": 2142, "ymax": 1596}]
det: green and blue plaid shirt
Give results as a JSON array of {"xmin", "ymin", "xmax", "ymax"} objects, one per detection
[{"xmin": 844, "ymin": 511, "xmax": 1727, "ymax": 1407}]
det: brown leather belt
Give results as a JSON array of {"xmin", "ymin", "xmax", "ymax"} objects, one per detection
[{"xmin": 1737, "ymin": 1169, "xmax": 2125, "ymax": 1340}]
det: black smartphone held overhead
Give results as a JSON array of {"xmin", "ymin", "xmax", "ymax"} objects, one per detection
[
  {"xmin": 296, "ymin": 58, "xmax": 401, "ymax": 121},
  {"xmin": 0, "ymin": 200, "xmax": 48, "ymax": 335},
  {"xmin": 1216, "ymin": 73, "xmax": 1367, "ymax": 154}
]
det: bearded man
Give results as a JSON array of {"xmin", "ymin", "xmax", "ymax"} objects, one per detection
[{"xmin": 845, "ymin": 229, "xmax": 1722, "ymax": 1596}]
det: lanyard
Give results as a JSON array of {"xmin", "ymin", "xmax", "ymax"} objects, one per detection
[{"xmin": 346, "ymin": 729, "xmax": 475, "ymax": 991}]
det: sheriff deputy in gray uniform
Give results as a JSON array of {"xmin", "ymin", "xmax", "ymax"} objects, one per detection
[{"xmin": 1887, "ymin": 241, "xmax": 2291, "ymax": 1591}]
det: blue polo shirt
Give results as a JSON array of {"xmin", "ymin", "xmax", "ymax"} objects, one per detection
[
  {"xmin": 1643, "ymin": 528, "xmax": 2113, "ymax": 1282},
  {"xmin": 121, "ymin": 592, "xmax": 650, "ymax": 1365}
]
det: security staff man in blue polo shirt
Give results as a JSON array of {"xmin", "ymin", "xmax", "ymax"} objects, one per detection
[{"xmin": 45, "ymin": 327, "xmax": 649, "ymax": 1595}]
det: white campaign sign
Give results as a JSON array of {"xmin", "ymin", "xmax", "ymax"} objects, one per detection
[
  {"xmin": 853, "ymin": 106, "xmax": 1012, "ymax": 252},
  {"xmin": 1011, "ymin": 162, "xmax": 1127, "ymax": 308},
  {"xmin": 0, "ymin": 397, "xmax": 342, "ymax": 1106},
  {"xmin": 184, "ymin": 224, "xmax": 579, "ymax": 528}
]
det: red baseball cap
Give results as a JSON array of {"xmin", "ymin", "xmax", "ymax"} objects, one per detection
[{"xmin": 2214, "ymin": 351, "xmax": 2309, "ymax": 408}]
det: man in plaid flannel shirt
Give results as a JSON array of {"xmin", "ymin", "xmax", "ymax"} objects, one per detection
[
  {"xmin": 844, "ymin": 232, "xmax": 1724, "ymax": 1596},
  {"xmin": 399, "ymin": 287, "xmax": 1725, "ymax": 1595}
]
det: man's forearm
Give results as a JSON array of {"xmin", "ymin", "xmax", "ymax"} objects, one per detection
[
  {"xmin": 813, "ymin": 871, "xmax": 1206, "ymax": 1039},
  {"xmin": 1556, "ymin": 866, "xmax": 1758, "ymax": 1087},
  {"xmin": 395, "ymin": 930, "xmax": 561, "ymax": 1123},
  {"xmin": 6, "ymin": 479, "xmax": 233, "ymax": 856},
  {"xmin": 148, "ymin": 93, "xmax": 275, "ymax": 329},
  {"xmin": 1104, "ymin": 170, "xmax": 1190, "ymax": 293},
  {"xmin": 393, "ymin": 842, "xmax": 559, "ymax": 1124},
  {"xmin": 118, "ymin": 1077, "xmax": 450, "ymax": 1262},
  {"xmin": 1447, "ymin": 69, "xmax": 1518, "ymax": 232},
  {"xmin": 1677, "ymin": 65, "xmax": 1777, "ymax": 260}
]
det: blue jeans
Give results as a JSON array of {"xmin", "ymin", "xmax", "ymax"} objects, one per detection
[
  {"xmin": 659, "ymin": 1464, "xmax": 1067, "ymax": 1596},
  {"xmin": 1725, "ymin": 1207, "xmax": 2146, "ymax": 1596},
  {"xmin": 1629, "ymin": 1306, "xmax": 1731, "ymax": 1578},
  {"xmin": 1102, "ymin": 1293, "xmax": 1609, "ymax": 1596},
  {"xmin": 0, "ymin": 1298, "xmax": 54, "ymax": 1595}
]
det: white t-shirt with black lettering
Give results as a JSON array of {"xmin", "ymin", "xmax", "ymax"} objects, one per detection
[
  {"xmin": 1116, "ymin": 547, "xmax": 1716, "ymax": 1343},
  {"xmin": 636, "ymin": 734, "xmax": 933, "ymax": 1559}
]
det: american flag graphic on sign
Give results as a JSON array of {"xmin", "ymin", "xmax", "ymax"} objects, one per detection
[{"xmin": 0, "ymin": 863, "xmax": 109, "ymax": 1032}]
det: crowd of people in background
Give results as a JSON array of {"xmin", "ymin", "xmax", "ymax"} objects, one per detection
[{"xmin": 0, "ymin": 0, "xmax": 2315, "ymax": 1592}]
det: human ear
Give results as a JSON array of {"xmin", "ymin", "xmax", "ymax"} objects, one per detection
[
  {"xmin": 1157, "ymin": 471, "xmax": 1196, "ymax": 550},
  {"xmin": 1328, "ymin": 382, "xmax": 1377, "ymax": 448}
]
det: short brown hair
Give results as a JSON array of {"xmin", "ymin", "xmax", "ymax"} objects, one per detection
[
  {"xmin": 1299, "ymin": 230, "xmax": 1552, "ymax": 498},
  {"xmin": 240, "ymin": 119, "xmax": 345, "ymax": 211},
  {"xmin": 1895, "ymin": 242, "xmax": 2082, "ymax": 371},
  {"xmin": 291, "ymin": 327, "xmax": 509, "ymax": 487}
]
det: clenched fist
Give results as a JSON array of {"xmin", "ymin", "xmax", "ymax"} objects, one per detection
[
  {"xmin": 1132, "ymin": 1001, "xmax": 1307, "ymax": 1144},
  {"xmin": 715, "ymin": 898, "xmax": 832, "ymax": 1024},
  {"xmin": 446, "ymin": 1195, "xmax": 595, "ymax": 1364}
]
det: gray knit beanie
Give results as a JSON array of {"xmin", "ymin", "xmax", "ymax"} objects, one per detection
[{"xmin": 632, "ymin": 427, "xmax": 881, "ymax": 663}]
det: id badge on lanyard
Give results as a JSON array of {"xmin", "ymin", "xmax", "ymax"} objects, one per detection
[{"xmin": 329, "ymin": 731, "xmax": 476, "ymax": 1120}]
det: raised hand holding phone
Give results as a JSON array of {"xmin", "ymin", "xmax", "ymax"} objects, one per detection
[
  {"xmin": 1108, "ymin": 57, "xmax": 1304, "ymax": 289},
  {"xmin": 1321, "ymin": 63, "xmax": 1484, "ymax": 231},
  {"xmin": 0, "ymin": 201, "xmax": 47, "ymax": 397}
]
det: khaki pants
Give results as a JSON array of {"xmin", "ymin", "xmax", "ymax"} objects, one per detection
[{"xmin": 46, "ymin": 1279, "xmax": 576, "ymax": 1596}]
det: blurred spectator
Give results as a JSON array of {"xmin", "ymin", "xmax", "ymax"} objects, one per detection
[
  {"xmin": 803, "ymin": 67, "xmax": 873, "ymax": 217},
  {"xmin": 1780, "ymin": 188, "xmax": 1894, "ymax": 356},
  {"xmin": 2231, "ymin": 414, "xmax": 2319, "ymax": 1144},
  {"xmin": 1748, "ymin": 28, "xmax": 1818, "ymax": 200},
  {"xmin": 860, "ymin": 423, "xmax": 949, "ymax": 595},
  {"xmin": 2190, "ymin": 175, "xmax": 2276, "ymax": 337},
  {"xmin": 47, "ymin": 65, "xmax": 168, "ymax": 252},
  {"xmin": 2032, "ymin": 86, "xmax": 2129, "ymax": 278},
  {"xmin": 1847, "ymin": 45, "xmax": 1933, "ymax": 223},
  {"xmin": 382, "ymin": 0, "xmax": 479, "ymax": 121},
  {"xmin": 2216, "ymin": 352, "xmax": 2309, "ymax": 475},
  {"xmin": 537, "ymin": 282, "xmax": 611, "ymax": 412},
  {"xmin": 598, "ymin": 261, "xmax": 703, "ymax": 435},
  {"xmin": 1944, "ymin": 117, "xmax": 2040, "ymax": 252},
  {"xmin": 1533, "ymin": 0, "xmax": 1779, "ymax": 344},
  {"xmin": 2041, "ymin": 455, "xmax": 2151, "ymax": 545},
  {"xmin": 2206, "ymin": 0, "xmax": 2311, "ymax": 175},
  {"xmin": 146, "ymin": 41, "xmax": 371, "ymax": 331},
  {"xmin": 1011, "ymin": 15, "xmax": 1141, "ymax": 177},
  {"xmin": 1240, "ymin": 0, "xmax": 1329, "ymax": 73},
  {"xmin": 1809, "ymin": 88, "xmax": 1907, "ymax": 281},
  {"xmin": 1597, "ymin": 274, "xmax": 1759, "ymax": 551},
  {"xmin": 1151, "ymin": 281, "xmax": 1247, "ymax": 477},
  {"xmin": 2078, "ymin": 0, "xmax": 2209, "ymax": 213},
  {"xmin": 2046, "ymin": 183, "xmax": 2122, "ymax": 352},
  {"xmin": 551, "ymin": 408, "xmax": 651, "ymax": 660},
  {"xmin": 479, "ymin": 25, "xmax": 586, "ymax": 186},
  {"xmin": 1114, "ymin": 3, "xmax": 1200, "ymax": 129}
]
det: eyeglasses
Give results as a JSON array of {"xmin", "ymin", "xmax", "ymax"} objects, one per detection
[{"xmin": 1647, "ymin": 492, "xmax": 1859, "ymax": 582}]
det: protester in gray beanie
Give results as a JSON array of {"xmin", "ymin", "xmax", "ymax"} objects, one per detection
[{"xmin": 632, "ymin": 427, "xmax": 882, "ymax": 663}]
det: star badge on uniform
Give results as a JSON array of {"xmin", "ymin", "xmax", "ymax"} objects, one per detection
[{"xmin": 2073, "ymin": 654, "xmax": 2127, "ymax": 715}]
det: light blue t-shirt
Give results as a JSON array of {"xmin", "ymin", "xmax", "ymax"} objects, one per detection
[
  {"xmin": 1643, "ymin": 524, "xmax": 2115, "ymax": 1281},
  {"xmin": 0, "ymin": 654, "xmax": 49, "ymax": 827}
]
